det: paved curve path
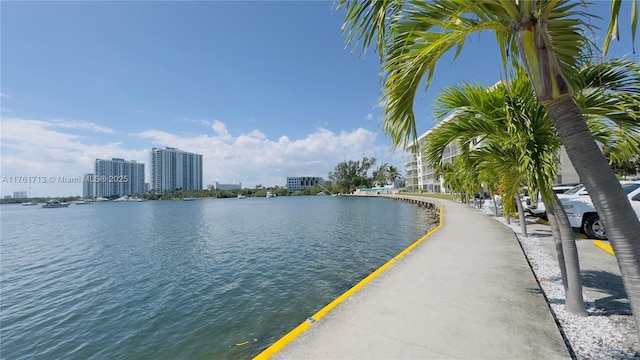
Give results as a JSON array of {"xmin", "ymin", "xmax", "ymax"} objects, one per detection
[{"xmin": 268, "ymin": 198, "xmax": 570, "ymax": 359}]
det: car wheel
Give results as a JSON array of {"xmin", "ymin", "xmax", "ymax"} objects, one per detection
[{"xmin": 584, "ymin": 214, "xmax": 607, "ymax": 240}]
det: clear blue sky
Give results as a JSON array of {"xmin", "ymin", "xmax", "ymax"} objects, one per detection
[{"xmin": 1, "ymin": 1, "xmax": 636, "ymax": 197}]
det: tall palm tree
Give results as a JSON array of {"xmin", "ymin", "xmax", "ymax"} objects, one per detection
[
  {"xmin": 372, "ymin": 163, "xmax": 390, "ymax": 186},
  {"xmin": 423, "ymin": 60, "xmax": 640, "ymax": 315},
  {"xmin": 386, "ymin": 165, "xmax": 403, "ymax": 187},
  {"xmin": 338, "ymin": 0, "xmax": 640, "ymax": 338},
  {"xmin": 434, "ymin": 161, "xmax": 464, "ymax": 199},
  {"xmin": 424, "ymin": 68, "xmax": 588, "ymax": 313}
]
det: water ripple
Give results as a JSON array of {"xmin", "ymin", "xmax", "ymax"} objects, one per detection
[{"xmin": 1, "ymin": 197, "xmax": 434, "ymax": 359}]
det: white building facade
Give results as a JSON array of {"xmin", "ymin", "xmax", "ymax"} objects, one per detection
[
  {"xmin": 13, "ymin": 191, "xmax": 28, "ymax": 199},
  {"xmin": 212, "ymin": 182, "xmax": 241, "ymax": 191},
  {"xmin": 151, "ymin": 147, "xmax": 203, "ymax": 193},
  {"xmin": 286, "ymin": 176, "xmax": 324, "ymax": 194},
  {"xmin": 83, "ymin": 173, "xmax": 95, "ymax": 199},
  {"xmin": 405, "ymin": 137, "xmax": 460, "ymax": 193},
  {"xmin": 404, "ymin": 112, "xmax": 580, "ymax": 193},
  {"xmin": 404, "ymin": 113, "xmax": 460, "ymax": 193},
  {"xmin": 94, "ymin": 158, "xmax": 145, "ymax": 198}
]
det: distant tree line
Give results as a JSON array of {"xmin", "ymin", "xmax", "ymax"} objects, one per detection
[
  {"xmin": 143, "ymin": 185, "xmax": 288, "ymax": 200},
  {"xmin": 327, "ymin": 157, "xmax": 403, "ymax": 194},
  {"xmin": 1, "ymin": 160, "xmax": 408, "ymax": 203}
]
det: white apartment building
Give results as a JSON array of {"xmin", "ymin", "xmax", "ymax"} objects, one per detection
[
  {"xmin": 13, "ymin": 191, "xmax": 28, "ymax": 199},
  {"xmin": 405, "ymin": 136, "xmax": 460, "ymax": 193},
  {"xmin": 404, "ymin": 113, "xmax": 460, "ymax": 193},
  {"xmin": 405, "ymin": 113, "xmax": 580, "ymax": 193},
  {"xmin": 286, "ymin": 176, "xmax": 324, "ymax": 194},
  {"xmin": 94, "ymin": 158, "xmax": 145, "ymax": 198},
  {"xmin": 151, "ymin": 147, "xmax": 203, "ymax": 193},
  {"xmin": 83, "ymin": 173, "xmax": 95, "ymax": 198},
  {"xmin": 212, "ymin": 182, "xmax": 241, "ymax": 191}
]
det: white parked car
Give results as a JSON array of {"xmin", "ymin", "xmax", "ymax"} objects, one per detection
[
  {"xmin": 556, "ymin": 181, "xmax": 637, "ymax": 200},
  {"xmin": 524, "ymin": 184, "xmax": 582, "ymax": 218},
  {"xmin": 557, "ymin": 183, "xmax": 588, "ymax": 199},
  {"xmin": 561, "ymin": 181, "xmax": 640, "ymax": 240}
]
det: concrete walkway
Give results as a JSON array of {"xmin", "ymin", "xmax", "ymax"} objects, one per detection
[{"xmin": 266, "ymin": 198, "xmax": 570, "ymax": 359}]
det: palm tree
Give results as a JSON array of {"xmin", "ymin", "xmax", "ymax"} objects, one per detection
[
  {"xmin": 372, "ymin": 163, "xmax": 390, "ymax": 186},
  {"xmin": 423, "ymin": 59, "xmax": 640, "ymax": 315},
  {"xmin": 386, "ymin": 165, "xmax": 403, "ymax": 187},
  {"xmin": 424, "ymin": 68, "xmax": 587, "ymax": 313},
  {"xmin": 434, "ymin": 161, "xmax": 463, "ymax": 199},
  {"xmin": 450, "ymin": 154, "xmax": 484, "ymax": 205},
  {"xmin": 338, "ymin": 0, "xmax": 640, "ymax": 338}
]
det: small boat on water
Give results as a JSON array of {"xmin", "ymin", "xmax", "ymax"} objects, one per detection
[
  {"xmin": 21, "ymin": 201, "xmax": 39, "ymax": 206},
  {"xmin": 75, "ymin": 199, "xmax": 94, "ymax": 205},
  {"xmin": 237, "ymin": 194, "xmax": 246, "ymax": 199},
  {"xmin": 182, "ymin": 197, "xmax": 195, "ymax": 201},
  {"xmin": 114, "ymin": 196, "xmax": 143, "ymax": 202},
  {"xmin": 266, "ymin": 191, "xmax": 275, "ymax": 198},
  {"xmin": 42, "ymin": 200, "xmax": 70, "ymax": 208}
]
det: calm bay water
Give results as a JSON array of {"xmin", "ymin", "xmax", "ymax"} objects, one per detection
[{"xmin": 1, "ymin": 196, "xmax": 433, "ymax": 359}]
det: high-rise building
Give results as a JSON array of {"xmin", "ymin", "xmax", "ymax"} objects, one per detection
[
  {"xmin": 94, "ymin": 158, "xmax": 145, "ymax": 198},
  {"xmin": 83, "ymin": 173, "xmax": 95, "ymax": 198},
  {"xmin": 150, "ymin": 147, "xmax": 203, "ymax": 193}
]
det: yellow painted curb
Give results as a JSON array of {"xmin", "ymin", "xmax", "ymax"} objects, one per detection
[
  {"xmin": 593, "ymin": 240, "xmax": 615, "ymax": 256},
  {"xmin": 536, "ymin": 218, "xmax": 549, "ymax": 225},
  {"xmin": 252, "ymin": 200, "xmax": 444, "ymax": 360}
]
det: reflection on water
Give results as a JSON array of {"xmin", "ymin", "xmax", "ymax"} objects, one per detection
[{"xmin": 1, "ymin": 196, "xmax": 433, "ymax": 359}]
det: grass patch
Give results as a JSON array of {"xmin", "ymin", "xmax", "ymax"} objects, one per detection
[{"xmin": 398, "ymin": 192, "xmax": 454, "ymax": 200}]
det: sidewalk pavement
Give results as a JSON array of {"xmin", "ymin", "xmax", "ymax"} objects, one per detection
[{"xmin": 266, "ymin": 198, "xmax": 570, "ymax": 359}]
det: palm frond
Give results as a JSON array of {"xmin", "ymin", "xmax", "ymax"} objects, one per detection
[
  {"xmin": 603, "ymin": 0, "xmax": 638, "ymax": 56},
  {"xmin": 337, "ymin": 0, "xmax": 405, "ymax": 58}
]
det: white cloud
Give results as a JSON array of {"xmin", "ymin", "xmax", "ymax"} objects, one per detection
[
  {"xmin": 0, "ymin": 117, "xmax": 146, "ymax": 197},
  {"xmin": 176, "ymin": 117, "xmax": 212, "ymax": 127},
  {"xmin": 50, "ymin": 118, "xmax": 116, "ymax": 134},
  {"xmin": 134, "ymin": 123, "xmax": 398, "ymax": 188},
  {"xmin": 364, "ymin": 113, "xmax": 374, "ymax": 120},
  {"xmin": 211, "ymin": 120, "xmax": 232, "ymax": 141},
  {"xmin": 0, "ymin": 117, "xmax": 402, "ymax": 197}
]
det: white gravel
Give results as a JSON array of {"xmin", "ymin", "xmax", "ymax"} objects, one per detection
[{"xmin": 491, "ymin": 214, "xmax": 640, "ymax": 359}]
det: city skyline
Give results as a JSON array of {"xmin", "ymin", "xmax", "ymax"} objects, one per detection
[{"xmin": 1, "ymin": 1, "xmax": 635, "ymax": 197}]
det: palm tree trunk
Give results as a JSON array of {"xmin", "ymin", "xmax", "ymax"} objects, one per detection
[
  {"xmin": 515, "ymin": 193, "xmax": 528, "ymax": 237},
  {"xmin": 491, "ymin": 190, "xmax": 498, "ymax": 217},
  {"xmin": 545, "ymin": 200, "xmax": 568, "ymax": 290},
  {"xmin": 550, "ymin": 192, "xmax": 587, "ymax": 316},
  {"xmin": 547, "ymin": 96, "xmax": 640, "ymax": 329},
  {"xmin": 517, "ymin": 18, "xmax": 640, "ymax": 337}
]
